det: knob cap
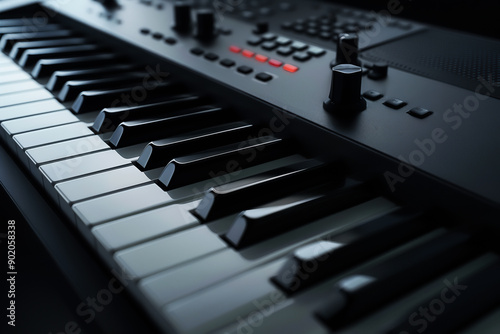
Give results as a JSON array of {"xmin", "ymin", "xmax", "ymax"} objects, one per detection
[
  {"xmin": 195, "ymin": 9, "xmax": 216, "ymax": 39},
  {"xmin": 368, "ymin": 62, "xmax": 388, "ymax": 80},
  {"xmin": 323, "ymin": 64, "xmax": 366, "ymax": 114},
  {"xmin": 253, "ymin": 21, "xmax": 269, "ymax": 34},
  {"xmin": 100, "ymin": 0, "xmax": 118, "ymax": 9},
  {"xmin": 336, "ymin": 33, "xmax": 360, "ymax": 65},
  {"xmin": 173, "ymin": 1, "xmax": 192, "ymax": 32}
]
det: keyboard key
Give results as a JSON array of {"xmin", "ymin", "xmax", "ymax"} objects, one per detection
[
  {"xmin": 0, "ymin": 80, "xmax": 41, "ymax": 95},
  {"xmin": 91, "ymin": 95, "xmax": 204, "ymax": 133},
  {"xmin": 224, "ymin": 179, "xmax": 374, "ymax": 248},
  {"xmin": 0, "ymin": 23, "xmax": 62, "ymax": 38},
  {"xmin": 9, "ymin": 37, "xmax": 88, "ymax": 60},
  {"xmin": 1, "ymin": 110, "xmax": 78, "ymax": 137},
  {"xmin": 92, "ymin": 201, "xmax": 199, "ymax": 253},
  {"xmin": 40, "ymin": 149, "xmax": 130, "ymax": 185},
  {"xmin": 58, "ymin": 73, "xmax": 147, "ymax": 101},
  {"xmin": 194, "ymin": 159, "xmax": 343, "ymax": 221},
  {"xmin": 0, "ymin": 70, "xmax": 31, "ymax": 84},
  {"xmin": 316, "ymin": 230, "xmax": 476, "ymax": 328},
  {"xmin": 0, "ymin": 30, "xmax": 74, "ymax": 53},
  {"xmin": 0, "ymin": 99, "xmax": 65, "ymax": 122},
  {"xmin": 0, "ymin": 88, "xmax": 53, "ymax": 108},
  {"xmin": 31, "ymin": 53, "xmax": 123, "ymax": 78},
  {"xmin": 71, "ymin": 81, "xmax": 180, "ymax": 113},
  {"xmin": 114, "ymin": 225, "xmax": 227, "ymax": 279},
  {"xmin": 19, "ymin": 44, "xmax": 101, "ymax": 67},
  {"xmin": 109, "ymin": 106, "xmax": 227, "ymax": 148},
  {"xmin": 273, "ymin": 207, "xmax": 430, "ymax": 293},
  {"xmin": 136, "ymin": 121, "xmax": 254, "ymax": 170},
  {"xmin": 46, "ymin": 64, "xmax": 137, "ymax": 91},
  {"xmin": 158, "ymin": 136, "xmax": 290, "ymax": 189}
]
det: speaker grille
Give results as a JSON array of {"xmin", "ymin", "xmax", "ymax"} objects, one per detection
[{"xmin": 362, "ymin": 30, "xmax": 500, "ymax": 98}]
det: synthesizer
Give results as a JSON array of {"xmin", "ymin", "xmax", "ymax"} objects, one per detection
[{"xmin": 1, "ymin": 0, "xmax": 500, "ymax": 333}]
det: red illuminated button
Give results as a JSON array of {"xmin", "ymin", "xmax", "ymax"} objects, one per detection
[
  {"xmin": 229, "ymin": 45, "xmax": 242, "ymax": 53},
  {"xmin": 283, "ymin": 64, "xmax": 299, "ymax": 73},
  {"xmin": 268, "ymin": 59, "xmax": 283, "ymax": 67},
  {"xmin": 255, "ymin": 54, "xmax": 268, "ymax": 62},
  {"xmin": 242, "ymin": 50, "xmax": 255, "ymax": 58}
]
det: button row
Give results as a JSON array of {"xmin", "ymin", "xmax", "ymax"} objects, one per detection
[
  {"xmin": 363, "ymin": 90, "xmax": 433, "ymax": 119},
  {"xmin": 247, "ymin": 34, "xmax": 326, "ymax": 62},
  {"xmin": 189, "ymin": 47, "xmax": 275, "ymax": 82},
  {"xmin": 229, "ymin": 45, "xmax": 299, "ymax": 73},
  {"xmin": 139, "ymin": 28, "xmax": 177, "ymax": 45}
]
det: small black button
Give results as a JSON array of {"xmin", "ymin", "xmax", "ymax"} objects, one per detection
[
  {"xmin": 261, "ymin": 41, "xmax": 278, "ymax": 51},
  {"xmin": 307, "ymin": 46, "xmax": 326, "ymax": 57},
  {"xmin": 290, "ymin": 41, "xmax": 308, "ymax": 50},
  {"xmin": 306, "ymin": 28, "xmax": 319, "ymax": 36},
  {"xmin": 363, "ymin": 90, "xmax": 383, "ymax": 101},
  {"xmin": 261, "ymin": 32, "xmax": 277, "ymax": 41},
  {"xmin": 164, "ymin": 37, "xmax": 177, "ymax": 45},
  {"xmin": 276, "ymin": 36, "xmax": 292, "ymax": 45},
  {"xmin": 293, "ymin": 25, "xmax": 305, "ymax": 33},
  {"xmin": 383, "ymin": 98, "xmax": 407, "ymax": 109},
  {"xmin": 237, "ymin": 65, "xmax": 253, "ymax": 74},
  {"xmin": 220, "ymin": 59, "xmax": 235, "ymax": 67},
  {"xmin": 190, "ymin": 47, "xmax": 204, "ymax": 56},
  {"xmin": 247, "ymin": 36, "xmax": 263, "ymax": 46},
  {"xmin": 407, "ymin": 107, "xmax": 433, "ymax": 119},
  {"xmin": 204, "ymin": 52, "xmax": 219, "ymax": 61},
  {"xmin": 152, "ymin": 32, "xmax": 163, "ymax": 39},
  {"xmin": 140, "ymin": 28, "xmax": 150, "ymax": 35},
  {"xmin": 319, "ymin": 32, "xmax": 332, "ymax": 40},
  {"xmin": 281, "ymin": 21, "xmax": 293, "ymax": 29},
  {"xmin": 255, "ymin": 72, "xmax": 273, "ymax": 82},
  {"xmin": 277, "ymin": 46, "xmax": 294, "ymax": 56},
  {"xmin": 293, "ymin": 52, "xmax": 311, "ymax": 62}
]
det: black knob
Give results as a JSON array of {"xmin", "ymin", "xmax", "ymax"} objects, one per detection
[
  {"xmin": 173, "ymin": 1, "xmax": 192, "ymax": 32},
  {"xmin": 335, "ymin": 33, "xmax": 360, "ymax": 65},
  {"xmin": 195, "ymin": 9, "xmax": 216, "ymax": 39},
  {"xmin": 368, "ymin": 62, "xmax": 388, "ymax": 80},
  {"xmin": 100, "ymin": 0, "xmax": 118, "ymax": 8},
  {"xmin": 323, "ymin": 64, "xmax": 366, "ymax": 114},
  {"xmin": 253, "ymin": 21, "xmax": 269, "ymax": 34}
]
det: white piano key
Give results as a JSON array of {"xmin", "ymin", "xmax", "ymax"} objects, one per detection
[
  {"xmin": 25, "ymin": 135, "xmax": 109, "ymax": 179},
  {"xmin": 114, "ymin": 225, "xmax": 227, "ymax": 280},
  {"xmin": 0, "ymin": 99, "xmax": 65, "ymax": 122},
  {"xmin": 1, "ymin": 110, "xmax": 78, "ymax": 137},
  {"xmin": 0, "ymin": 71, "xmax": 31, "ymax": 84},
  {"xmin": 92, "ymin": 200, "xmax": 200, "ymax": 254},
  {"xmin": 0, "ymin": 79, "xmax": 42, "ymax": 95},
  {"xmin": 0, "ymin": 88, "xmax": 52, "ymax": 108},
  {"xmin": 72, "ymin": 183, "xmax": 181, "ymax": 229},
  {"xmin": 163, "ymin": 258, "xmax": 287, "ymax": 334}
]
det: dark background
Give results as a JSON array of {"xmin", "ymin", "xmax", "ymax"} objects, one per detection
[{"xmin": 333, "ymin": 0, "xmax": 498, "ymax": 39}]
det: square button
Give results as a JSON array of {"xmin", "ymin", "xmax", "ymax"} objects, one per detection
[
  {"xmin": 277, "ymin": 46, "xmax": 294, "ymax": 56},
  {"xmin": 237, "ymin": 65, "xmax": 253, "ymax": 74},
  {"xmin": 307, "ymin": 46, "xmax": 326, "ymax": 57},
  {"xmin": 407, "ymin": 107, "xmax": 433, "ymax": 119},
  {"xmin": 363, "ymin": 90, "xmax": 383, "ymax": 101},
  {"xmin": 204, "ymin": 52, "xmax": 219, "ymax": 61},
  {"xmin": 220, "ymin": 59, "xmax": 235, "ymax": 67},
  {"xmin": 290, "ymin": 41, "xmax": 308, "ymax": 51},
  {"xmin": 383, "ymin": 98, "xmax": 407, "ymax": 109},
  {"xmin": 276, "ymin": 36, "xmax": 292, "ymax": 45},
  {"xmin": 255, "ymin": 72, "xmax": 273, "ymax": 82},
  {"xmin": 293, "ymin": 52, "xmax": 311, "ymax": 62},
  {"xmin": 190, "ymin": 47, "xmax": 204, "ymax": 56},
  {"xmin": 247, "ymin": 37, "xmax": 262, "ymax": 46},
  {"xmin": 261, "ymin": 41, "xmax": 278, "ymax": 51}
]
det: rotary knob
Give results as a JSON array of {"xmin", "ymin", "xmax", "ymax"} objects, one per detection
[
  {"xmin": 335, "ymin": 33, "xmax": 360, "ymax": 66},
  {"xmin": 195, "ymin": 9, "xmax": 216, "ymax": 40},
  {"xmin": 173, "ymin": 1, "xmax": 192, "ymax": 32},
  {"xmin": 323, "ymin": 64, "xmax": 366, "ymax": 114}
]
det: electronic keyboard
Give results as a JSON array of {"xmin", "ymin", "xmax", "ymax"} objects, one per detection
[{"xmin": 1, "ymin": 0, "xmax": 500, "ymax": 333}]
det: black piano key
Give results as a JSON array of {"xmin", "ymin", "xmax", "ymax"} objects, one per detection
[
  {"xmin": 57, "ymin": 73, "xmax": 147, "ymax": 102},
  {"xmin": 387, "ymin": 260, "xmax": 500, "ymax": 334},
  {"xmin": 316, "ymin": 231, "xmax": 477, "ymax": 329},
  {"xmin": 0, "ymin": 19, "xmax": 29, "ymax": 27},
  {"xmin": 195, "ymin": 159, "xmax": 344, "ymax": 221},
  {"xmin": 46, "ymin": 64, "xmax": 137, "ymax": 91},
  {"xmin": 109, "ymin": 106, "xmax": 228, "ymax": 147},
  {"xmin": 91, "ymin": 95, "xmax": 205, "ymax": 133},
  {"xmin": 9, "ymin": 37, "xmax": 88, "ymax": 60},
  {"xmin": 0, "ymin": 30, "xmax": 74, "ymax": 52},
  {"xmin": 31, "ymin": 53, "xmax": 123, "ymax": 78},
  {"xmin": 273, "ymin": 208, "xmax": 431, "ymax": 293},
  {"xmin": 71, "ymin": 81, "xmax": 182, "ymax": 113},
  {"xmin": 159, "ymin": 135, "xmax": 291, "ymax": 189},
  {"xmin": 0, "ymin": 23, "xmax": 63, "ymax": 38},
  {"xmin": 18, "ymin": 44, "xmax": 102, "ymax": 67},
  {"xmin": 224, "ymin": 179, "xmax": 374, "ymax": 248},
  {"xmin": 136, "ymin": 121, "xmax": 254, "ymax": 170}
]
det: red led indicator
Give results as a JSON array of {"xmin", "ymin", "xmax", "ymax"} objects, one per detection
[
  {"xmin": 242, "ymin": 50, "xmax": 255, "ymax": 58},
  {"xmin": 255, "ymin": 54, "xmax": 268, "ymax": 62},
  {"xmin": 283, "ymin": 64, "xmax": 299, "ymax": 73},
  {"xmin": 229, "ymin": 45, "xmax": 242, "ymax": 53},
  {"xmin": 268, "ymin": 59, "xmax": 283, "ymax": 67}
]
